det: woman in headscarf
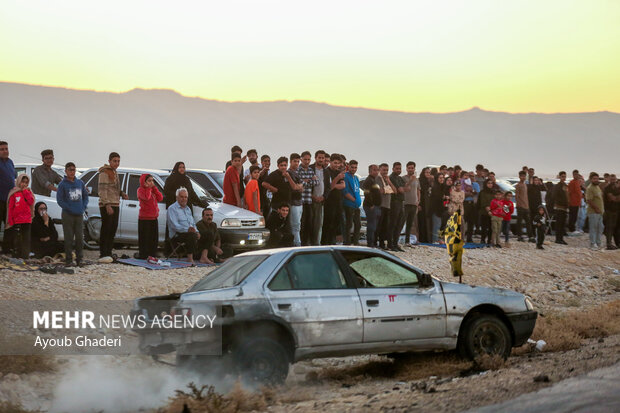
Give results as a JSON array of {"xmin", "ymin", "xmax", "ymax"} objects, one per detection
[
  {"xmin": 31, "ymin": 201, "xmax": 64, "ymax": 258},
  {"xmin": 7, "ymin": 173, "xmax": 35, "ymax": 258},
  {"xmin": 163, "ymin": 162, "xmax": 206, "ymax": 209}
]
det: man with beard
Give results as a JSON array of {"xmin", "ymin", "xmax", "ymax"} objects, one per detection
[
  {"xmin": 388, "ymin": 162, "xmax": 406, "ymax": 251},
  {"xmin": 310, "ymin": 150, "xmax": 326, "ymax": 245},
  {"xmin": 321, "ymin": 154, "xmax": 346, "ymax": 245},
  {"xmin": 243, "ymin": 149, "xmax": 259, "ymax": 184},
  {"xmin": 196, "ymin": 208, "xmax": 224, "ymax": 264},
  {"xmin": 258, "ymin": 154, "xmax": 272, "ymax": 217},
  {"xmin": 402, "ymin": 161, "xmax": 420, "ymax": 246}
]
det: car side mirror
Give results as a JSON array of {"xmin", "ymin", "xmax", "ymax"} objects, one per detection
[{"xmin": 419, "ymin": 273, "xmax": 434, "ymax": 288}]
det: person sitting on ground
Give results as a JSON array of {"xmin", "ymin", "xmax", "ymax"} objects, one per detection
[
  {"xmin": 195, "ymin": 208, "xmax": 225, "ymax": 264},
  {"xmin": 266, "ymin": 204, "xmax": 293, "ymax": 248},
  {"xmin": 533, "ymin": 205, "xmax": 548, "ymax": 250},
  {"xmin": 7, "ymin": 174, "xmax": 35, "ymax": 259},
  {"xmin": 31, "ymin": 201, "xmax": 63, "ymax": 258},
  {"xmin": 167, "ymin": 187, "xmax": 199, "ymax": 265},
  {"xmin": 31, "ymin": 149, "xmax": 62, "ymax": 197}
]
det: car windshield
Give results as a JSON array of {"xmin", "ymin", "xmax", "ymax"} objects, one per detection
[
  {"xmin": 208, "ymin": 172, "xmax": 225, "ymax": 189},
  {"xmin": 158, "ymin": 173, "xmax": 217, "ymax": 203},
  {"xmin": 186, "ymin": 255, "xmax": 268, "ymax": 292},
  {"xmin": 496, "ymin": 180, "xmax": 516, "ymax": 193}
]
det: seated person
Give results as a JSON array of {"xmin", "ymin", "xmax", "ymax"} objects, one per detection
[
  {"xmin": 166, "ymin": 187, "xmax": 199, "ymax": 264},
  {"xmin": 195, "ymin": 207, "xmax": 225, "ymax": 264},
  {"xmin": 31, "ymin": 201, "xmax": 64, "ymax": 258},
  {"xmin": 266, "ymin": 204, "xmax": 293, "ymax": 248}
]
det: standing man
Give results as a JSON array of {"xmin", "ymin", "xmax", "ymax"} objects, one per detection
[
  {"xmin": 243, "ymin": 149, "xmax": 259, "ymax": 184},
  {"xmin": 515, "ymin": 171, "xmax": 534, "ymax": 242},
  {"xmin": 377, "ymin": 163, "xmax": 396, "ymax": 250},
  {"xmin": 553, "ymin": 171, "xmax": 569, "ymax": 245},
  {"xmin": 321, "ymin": 154, "xmax": 346, "ymax": 245},
  {"xmin": 402, "ymin": 161, "xmax": 420, "ymax": 246},
  {"xmin": 585, "ymin": 173, "xmax": 605, "ymax": 250},
  {"xmin": 225, "ymin": 145, "xmax": 246, "ymax": 197},
  {"xmin": 363, "ymin": 165, "xmax": 382, "ymax": 248},
  {"xmin": 0, "ymin": 141, "xmax": 15, "ymax": 254},
  {"xmin": 287, "ymin": 153, "xmax": 304, "ymax": 246},
  {"xmin": 258, "ymin": 154, "xmax": 272, "ymax": 217},
  {"xmin": 603, "ymin": 175, "xmax": 619, "ymax": 249},
  {"xmin": 263, "ymin": 156, "xmax": 295, "ymax": 211},
  {"xmin": 342, "ymin": 160, "xmax": 361, "ymax": 245},
  {"xmin": 32, "ymin": 149, "xmax": 62, "ymax": 196},
  {"xmin": 298, "ymin": 151, "xmax": 318, "ymax": 246},
  {"xmin": 98, "ymin": 152, "xmax": 127, "ymax": 260},
  {"xmin": 567, "ymin": 169, "xmax": 583, "ymax": 234},
  {"xmin": 462, "ymin": 170, "xmax": 479, "ymax": 243},
  {"xmin": 57, "ymin": 162, "xmax": 89, "ymax": 266},
  {"xmin": 310, "ymin": 150, "xmax": 326, "ymax": 245},
  {"xmin": 223, "ymin": 153, "xmax": 242, "ymax": 207},
  {"xmin": 528, "ymin": 176, "xmax": 544, "ymax": 214},
  {"xmin": 389, "ymin": 162, "xmax": 405, "ymax": 251}
]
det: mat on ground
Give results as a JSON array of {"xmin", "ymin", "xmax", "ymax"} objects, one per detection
[{"xmin": 117, "ymin": 258, "xmax": 214, "ymax": 270}]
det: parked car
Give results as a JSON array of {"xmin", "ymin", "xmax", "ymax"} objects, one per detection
[
  {"xmin": 13, "ymin": 162, "xmax": 70, "ymax": 179},
  {"xmin": 132, "ymin": 246, "xmax": 537, "ymax": 384},
  {"xmin": 76, "ymin": 167, "xmax": 269, "ymax": 251}
]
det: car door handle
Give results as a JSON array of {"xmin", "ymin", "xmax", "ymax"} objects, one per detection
[
  {"xmin": 278, "ymin": 304, "xmax": 291, "ymax": 311},
  {"xmin": 366, "ymin": 300, "xmax": 379, "ymax": 307},
  {"xmin": 127, "ymin": 204, "xmax": 137, "ymax": 208}
]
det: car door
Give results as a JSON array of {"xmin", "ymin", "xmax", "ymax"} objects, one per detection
[
  {"xmin": 264, "ymin": 251, "xmax": 364, "ymax": 348},
  {"xmin": 337, "ymin": 250, "xmax": 446, "ymax": 343},
  {"xmin": 119, "ymin": 173, "xmax": 141, "ymax": 240}
]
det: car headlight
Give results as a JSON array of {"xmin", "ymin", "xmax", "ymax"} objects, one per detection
[
  {"xmin": 221, "ymin": 218, "xmax": 241, "ymax": 227},
  {"xmin": 258, "ymin": 217, "xmax": 265, "ymax": 227},
  {"xmin": 525, "ymin": 297, "xmax": 534, "ymax": 311}
]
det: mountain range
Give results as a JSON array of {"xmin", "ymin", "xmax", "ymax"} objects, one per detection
[{"xmin": 1, "ymin": 81, "xmax": 618, "ymax": 177}]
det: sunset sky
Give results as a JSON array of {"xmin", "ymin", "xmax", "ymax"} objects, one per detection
[{"xmin": 2, "ymin": 0, "xmax": 619, "ymax": 113}]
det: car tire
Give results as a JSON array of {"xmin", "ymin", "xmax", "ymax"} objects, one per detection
[
  {"xmin": 458, "ymin": 314, "xmax": 512, "ymax": 360},
  {"xmin": 83, "ymin": 217, "xmax": 101, "ymax": 250},
  {"xmin": 233, "ymin": 337, "xmax": 289, "ymax": 385}
]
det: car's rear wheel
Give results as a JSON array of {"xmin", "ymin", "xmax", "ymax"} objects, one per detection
[
  {"xmin": 459, "ymin": 314, "xmax": 512, "ymax": 360},
  {"xmin": 83, "ymin": 217, "xmax": 101, "ymax": 250},
  {"xmin": 233, "ymin": 337, "xmax": 289, "ymax": 385}
]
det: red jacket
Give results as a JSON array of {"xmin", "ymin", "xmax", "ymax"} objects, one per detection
[
  {"xmin": 137, "ymin": 174, "xmax": 163, "ymax": 220},
  {"xmin": 8, "ymin": 189, "xmax": 35, "ymax": 226},
  {"xmin": 490, "ymin": 198, "xmax": 514, "ymax": 221}
]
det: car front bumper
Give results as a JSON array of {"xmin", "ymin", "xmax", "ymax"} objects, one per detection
[
  {"xmin": 507, "ymin": 310, "xmax": 538, "ymax": 346},
  {"xmin": 219, "ymin": 228, "xmax": 270, "ymax": 250}
]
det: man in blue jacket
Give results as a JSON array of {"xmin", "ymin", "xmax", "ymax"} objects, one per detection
[
  {"xmin": 0, "ymin": 141, "xmax": 16, "ymax": 254},
  {"xmin": 57, "ymin": 162, "xmax": 89, "ymax": 266},
  {"xmin": 343, "ymin": 160, "xmax": 362, "ymax": 245}
]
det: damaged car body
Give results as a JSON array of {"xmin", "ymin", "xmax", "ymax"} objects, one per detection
[{"xmin": 131, "ymin": 246, "xmax": 537, "ymax": 384}]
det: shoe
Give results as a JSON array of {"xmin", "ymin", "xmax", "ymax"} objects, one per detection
[
  {"xmin": 606, "ymin": 245, "xmax": 618, "ymax": 250},
  {"xmin": 590, "ymin": 244, "xmax": 599, "ymax": 251},
  {"xmin": 378, "ymin": 245, "xmax": 388, "ymax": 250},
  {"xmin": 555, "ymin": 240, "xmax": 568, "ymax": 245},
  {"xmin": 529, "ymin": 238, "xmax": 536, "ymax": 243},
  {"xmin": 536, "ymin": 246, "xmax": 544, "ymax": 250},
  {"xmin": 98, "ymin": 256, "xmax": 114, "ymax": 263},
  {"xmin": 517, "ymin": 238, "xmax": 524, "ymax": 242},
  {"xmin": 494, "ymin": 244, "xmax": 502, "ymax": 248},
  {"xmin": 395, "ymin": 245, "xmax": 405, "ymax": 252}
]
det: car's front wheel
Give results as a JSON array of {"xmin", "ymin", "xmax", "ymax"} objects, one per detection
[
  {"xmin": 459, "ymin": 314, "xmax": 512, "ymax": 359},
  {"xmin": 233, "ymin": 337, "xmax": 289, "ymax": 385}
]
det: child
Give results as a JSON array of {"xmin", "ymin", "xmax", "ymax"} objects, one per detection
[
  {"xmin": 137, "ymin": 174, "xmax": 163, "ymax": 259},
  {"xmin": 533, "ymin": 205, "xmax": 548, "ymax": 250},
  {"xmin": 57, "ymin": 162, "xmax": 89, "ymax": 266},
  {"xmin": 244, "ymin": 165, "xmax": 261, "ymax": 215},
  {"xmin": 489, "ymin": 190, "xmax": 504, "ymax": 247},
  {"xmin": 501, "ymin": 192, "xmax": 515, "ymax": 244},
  {"xmin": 7, "ymin": 174, "xmax": 35, "ymax": 259}
]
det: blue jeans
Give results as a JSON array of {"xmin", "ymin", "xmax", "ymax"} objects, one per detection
[
  {"xmin": 363, "ymin": 205, "xmax": 381, "ymax": 247},
  {"xmin": 588, "ymin": 213, "xmax": 604, "ymax": 246},
  {"xmin": 432, "ymin": 214, "xmax": 442, "ymax": 243},
  {"xmin": 290, "ymin": 205, "xmax": 303, "ymax": 246}
]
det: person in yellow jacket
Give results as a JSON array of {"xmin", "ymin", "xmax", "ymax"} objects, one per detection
[{"xmin": 442, "ymin": 210, "xmax": 464, "ymax": 282}]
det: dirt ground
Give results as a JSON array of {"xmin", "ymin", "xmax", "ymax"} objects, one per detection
[{"xmin": 0, "ymin": 233, "xmax": 619, "ymax": 412}]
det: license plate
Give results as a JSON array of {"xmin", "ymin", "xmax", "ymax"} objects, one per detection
[{"xmin": 247, "ymin": 233, "xmax": 262, "ymax": 240}]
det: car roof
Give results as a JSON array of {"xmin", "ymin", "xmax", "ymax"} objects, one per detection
[
  {"xmin": 82, "ymin": 167, "xmax": 170, "ymax": 175},
  {"xmin": 186, "ymin": 168, "xmax": 225, "ymax": 174},
  {"xmin": 237, "ymin": 245, "xmax": 388, "ymax": 257}
]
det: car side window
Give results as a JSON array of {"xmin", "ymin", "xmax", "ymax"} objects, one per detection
[
  {"xmin": 86, "ymin": 173, "xmax": 99, "ymax": 196},
  {"xmin": 188, "ymin": 172, "xmax": 222, "ymax": 198},
  {"xmin": 269, "ymin": 267, "xmax": 293, "ymax": 291},
  {"xmin": 15, "ymin": 167, "xmax": 26, "ymax": 178},
  {"xmin": 340, "ymin": 252, "xmax": 418, "ymax": 288},
  {"xmin": 126, "ymin": 174, "xmax": 141, "ymax": 201},
  {"xmin": 285, "ymin": 253, "xmax": 348, "ymax": 290},
  {"xmin": 80, "ymin": 171, "xmax": 95, "ymax": 184}
]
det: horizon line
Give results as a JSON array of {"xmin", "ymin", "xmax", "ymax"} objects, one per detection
[{"xmin": 2, "ymin": 80, "xmax": 619, "ymax": 116}]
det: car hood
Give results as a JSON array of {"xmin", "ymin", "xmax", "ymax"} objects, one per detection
[
  {"xmin": 192, "ymin": 202, "xmax": 262, "ymax": 221},
  {"xmin": 440, "ymin": 281, "xmax": 523, "ymax": 299}
]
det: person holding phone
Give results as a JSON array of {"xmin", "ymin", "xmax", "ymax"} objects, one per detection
[{"xmin": 31, "ymin": 201, "xmax": 64, "ymax": 258}]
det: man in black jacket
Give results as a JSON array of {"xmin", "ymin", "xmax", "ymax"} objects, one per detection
[
  {"xmin": 553, "ymin": 171, "xmax": 569, "ymax": 244},
  {"xmin": 266, "ymin": 204, "xmax": 293, "ymax": 248}
]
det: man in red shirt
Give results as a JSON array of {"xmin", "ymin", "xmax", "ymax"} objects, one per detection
[
  {"xmin": 568, "ymin": 169, "xmax": 584, "ymax": 233},
  {"xmin": 223, "ymin": 153, "xmax": 242, "ymax": 207}
]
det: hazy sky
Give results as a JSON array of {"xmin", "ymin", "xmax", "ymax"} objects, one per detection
[{"xmin": 2, "ymin": 0, "xmax": 619, "ymax": 113}]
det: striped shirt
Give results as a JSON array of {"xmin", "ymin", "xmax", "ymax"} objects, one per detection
[{"xmin": 297, "ymin": 166, "xmax": 319, "ymax": 204}]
